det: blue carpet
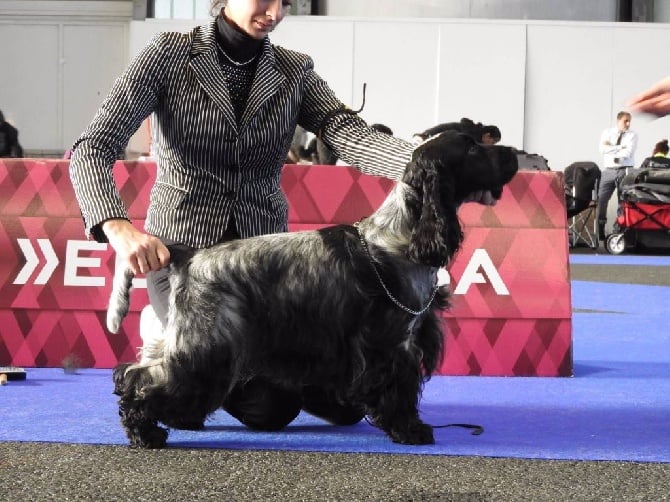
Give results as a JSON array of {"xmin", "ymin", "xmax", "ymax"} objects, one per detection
[
  {"xmin": 569, "ymin": 254, "xmax": 670, "ymax": 266},
  {"xmin": 2, "ymin": 277, "xmax": 669, "ymax": 462}
]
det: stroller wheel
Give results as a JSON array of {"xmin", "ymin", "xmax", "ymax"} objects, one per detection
[{"xmin": 605, "ymin": 233, "xmax": 626, "ymax": 255}]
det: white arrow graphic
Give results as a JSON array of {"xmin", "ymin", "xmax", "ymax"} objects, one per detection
[
  {"xmin": 13, "ymin": 239, "xmax": 39, "ymax": 285},
  {"xmin": 35, "ymin": 239, "xmax": 59, "ymax": 285},
  {"xmin": 13, "ymin": 239, "xmax": 60, "ymax": 285}
]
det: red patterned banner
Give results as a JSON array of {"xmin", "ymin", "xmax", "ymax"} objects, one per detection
[{"xmin": 0, "ymin": 160, "xmax": 572, "ymax": 376}]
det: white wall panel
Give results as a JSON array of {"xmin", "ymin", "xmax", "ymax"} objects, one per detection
[
  {"xmin": 0, "ymin": 24, "xmax": 60, "ymax": 150},
  {"xmin": 0, "ymin": 1, "xmax": 132, "ymax": 153},
  {"xmin": 350, "ymin": 21, "xmax": 441, "ymax": 141},
  {"xmin": 271, "ymin": 18, "xmax": 356, "ymax": 110},
  {"xmin": 524, "ymin": 24, "xmax": 613, "ymax": 170},
  {"xmin": 436, "ymin": 21, "xmax": 527, "ymax": 149},
  {"xmin": 63, "ymin": 24, "xmax": 128, "ymax": 149}
]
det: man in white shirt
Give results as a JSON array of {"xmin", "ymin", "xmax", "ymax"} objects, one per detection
[{"xmin": 597, "ymin": 111, "xmax": 638, "ymax": 239}]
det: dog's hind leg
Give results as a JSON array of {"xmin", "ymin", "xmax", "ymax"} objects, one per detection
[
  {"xmin": 113, "ymin": 363, "xmax": 169, "ymax": 449},
  {"xmin": 302, "ymin": 386, "xmax": 365, "ymax": 426}
]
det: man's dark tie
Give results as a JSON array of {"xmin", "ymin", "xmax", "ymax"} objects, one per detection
[{"xmin": 614, "ymin": 132, "xmax": 624, "ymax": 164}]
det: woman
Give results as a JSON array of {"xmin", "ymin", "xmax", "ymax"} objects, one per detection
[
  {"xmin": 640, "ymin": 139, "xmax": 670, "ymax": 169},
  {"xmin": 69, "ymin": 0, "xmax": 494, "ymax": 432}
]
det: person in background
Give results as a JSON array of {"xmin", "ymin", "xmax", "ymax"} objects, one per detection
[
  {"xmin": 597, "ymin": 111, "xmax": 638, "ymax": 239},
  {"xmin": 286, "ymin": 125, "xmax": 309, "ymax": 163},
  {"xmin": 0, "ymin": 110, "xmax": 24, "ymax": 158},
  {"xmin": 640, "ymin": 139, "xmax": 670, "ymax": 169},
  {"xmin": 628, "ymin": 75, "xmax": 670, "ymax": 117},
  {"xmin": 304, "ymin": 135, "xmax": 338, "ymax": 165},
  {"xmin": 69, "ymin": 0, "xmax": 500, "ymax": 435}
]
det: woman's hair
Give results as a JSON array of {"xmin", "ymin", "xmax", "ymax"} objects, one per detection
[
  {"xmin": 653, "ymin": 139, "xmax": 669, "ymax": 155},
  {"xmin": 481, "ymin": 125, "xmax": 501, "ymax": 141},
  {"xmin": 370, "ymin": 123, "xmax": 393, "ymax": 135},
  {"xmin": 210, "ymin": 1, "xmax": 225, "ymax": 16}
]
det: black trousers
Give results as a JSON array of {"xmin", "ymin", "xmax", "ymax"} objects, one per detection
[
  {"xmin": 597, "ymin": 166, "xmax": 629, "ymax": 226},
  {"xmin": 145, "ymin": 223, "xmax": 364, "ymax": 431}
]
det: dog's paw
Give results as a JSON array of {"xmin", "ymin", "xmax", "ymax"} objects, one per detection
[
  {"xmin": 390, "ymin": 422, "xmax": 435, "ymax": 445},
  {"xmin": 128, "ymin": 424, "xmax": 168, "ymax": 449}
]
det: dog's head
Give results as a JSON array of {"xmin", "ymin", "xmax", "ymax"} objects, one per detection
[{"xmin": 402, "ymin": 130, "xmax": 518, "ymax": 267}]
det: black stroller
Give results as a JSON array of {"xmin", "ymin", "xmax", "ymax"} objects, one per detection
[
  {"xmin": 565, "ymin": 162, "xmax": 601, "ymax": 248},
  {"xmin": 605, "ymin": 168, "xmax": 670, "ymax": 254}
]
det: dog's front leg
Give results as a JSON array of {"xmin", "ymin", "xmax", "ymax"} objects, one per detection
[{"xmin": 365, "ymin": 351, "xmax": 434, "ymax": 445}]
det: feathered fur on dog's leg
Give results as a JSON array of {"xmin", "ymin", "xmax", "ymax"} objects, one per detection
[
  {"xmin": 113, "ymin": 363, "xmax": 168, "ymax": 449},
  {"xmin": 365, "ymin": 329, "xmax": 435, "ymax": 445},
  {"xmin": 107, "ymin": 265, "xmax": 135, "ymax": 334}
]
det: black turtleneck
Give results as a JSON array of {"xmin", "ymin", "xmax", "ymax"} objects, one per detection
[
  {"xmin": 214, "ymin": 13, "xmax": 264, "ymax": 123},
  {"xmin": 216, "ymin": 12, "xmax": 262, "ymax": 65}
]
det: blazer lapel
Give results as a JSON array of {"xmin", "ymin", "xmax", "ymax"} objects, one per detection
[
  {"xmin": 188, "ymin": 21, "xmax": 238, "ymax": 132},
  {"xmin": 239, "ymin": 38, "xmax": 286, "ymax": 134}
]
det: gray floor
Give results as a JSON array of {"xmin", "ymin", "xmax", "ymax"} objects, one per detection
[
  {"xmin": 1, "ymin": 252, "xmax": 669, "ymax": 502},
  {"xmin": 2, "ymin": 442, "xmax": 670, "ymax": 501}
]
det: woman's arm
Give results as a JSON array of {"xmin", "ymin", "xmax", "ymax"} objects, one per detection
[
  {"xmin": 297, "ymin": 60, "xmax": 414, "ymax": 181},
  {"xmin": 69, "ymin": 32, "xmax": 170, "ymax": 242}
]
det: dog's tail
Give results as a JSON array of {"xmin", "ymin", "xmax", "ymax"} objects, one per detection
[{"xmin": 107, "ymin": 266, "xmax": 135, "ymax": 334}]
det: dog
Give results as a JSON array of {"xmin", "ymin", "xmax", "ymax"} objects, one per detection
[{"xmin": 107, "ymin": 131, "xmax": 518, "ymax": 448}]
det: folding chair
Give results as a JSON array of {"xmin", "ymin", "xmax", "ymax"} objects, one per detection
[{"xmin": 565, "ymin": 162, "xmax": 601, "ymax": 249}]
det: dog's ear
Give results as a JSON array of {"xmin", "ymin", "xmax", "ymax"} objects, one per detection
[{"xmin": 405, "ymin": 157, "xmax": 461, "ymax": 267}]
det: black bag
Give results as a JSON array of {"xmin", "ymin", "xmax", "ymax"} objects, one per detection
[
  {"xmin": 564, "ymin": 162, "xmax": 601, "ymax": 217},
  {"xmin": 516, "ymin": 152, "xmax": 550, "ymax": 171}
]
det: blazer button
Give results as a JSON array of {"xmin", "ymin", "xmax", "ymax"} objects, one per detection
[{"xmin": 225, "ymin": 190, "xmax": 237, "ymax": 201}]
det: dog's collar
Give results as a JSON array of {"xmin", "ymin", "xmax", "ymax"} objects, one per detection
[{"xmin": 354, "ymin": 221, "xmax": 439, "ymax": 316}]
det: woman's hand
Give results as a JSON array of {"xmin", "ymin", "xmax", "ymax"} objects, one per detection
[
  {"xmin": 627, "ymin": 76, "xmax": 670, "ymax": 117},
  {"xmin": 102, "ymin": 219, "xmax": 170, "ymax": 275}
]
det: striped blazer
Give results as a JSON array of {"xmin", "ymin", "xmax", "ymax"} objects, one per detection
[{"xmin": 69, "ymin": 20, "xmax": 415, "ymax": 248}]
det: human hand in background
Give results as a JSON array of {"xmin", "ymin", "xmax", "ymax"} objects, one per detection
[
  {"xmin": 102, "ymin": 219, "xmax": 170, "ymax": 275},
  {"xmin": 627, "ymin": 76, "xmax": 670, "ymax": 117}
]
